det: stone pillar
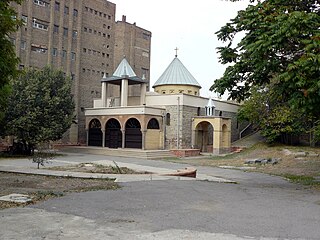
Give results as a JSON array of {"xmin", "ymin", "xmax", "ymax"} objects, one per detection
[
  {"xmin": 121, "ymin": 130, "xmax": 126, "ymax": 148},
  {"xmin": 101, "ymin": 82, "xmax": 108, "ymax": 107},
  {"xmin": 141, "ymin": 130, "xmax": 147, "ymax": 150},
  {"xmin": 86, "ymin": 129, "xmax": 89, "ymax": 146},
  {"xmin": 120, "ymin": 79, "xmax": 128, "ymax": 107},
  {"xmin": 191, "ymin": 129, "xmax": 196, "ymax": 149},
  {"xmin": 140, "ymin": 83, "xmax": 147, "ymax": 105},
  {"xmin": 102, "ymin": 129, "xmax": 106, "ymax": 147}
]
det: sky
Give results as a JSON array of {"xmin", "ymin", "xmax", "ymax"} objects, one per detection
[{"xmin": 112, "ymin": 0, "xmax": 250, "ymax": 98}]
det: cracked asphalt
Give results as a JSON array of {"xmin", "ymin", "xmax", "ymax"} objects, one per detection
[{"xmin": 0, "ymin": 152, "xmax": 320, "ymax": 239}]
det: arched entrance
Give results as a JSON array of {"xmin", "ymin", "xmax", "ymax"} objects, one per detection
[
  {"xmin": 88, "ymin": 119, "xmax": 102, "ymax": 146},
  {"xmin": 195, "ymin": 121, "xmax": 213, "ymax": 152},
  {"xmin": 125, "ymin": 118, "xmax": 142, "ymax": 149},
  {"xmin": 105, "ymin": 118, "xmax": 122, "ymax": 148}
]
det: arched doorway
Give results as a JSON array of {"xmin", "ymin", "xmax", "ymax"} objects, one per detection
[
  {"xmin": 125, "ymin": 118, "xmax": 142, "ymax": 149},
  {"xmin": 195, "ymin": 121, "xmax": 213, "ymax": 152},
  {"xmin": 105, "ymin": 118, "xmax": 122, "ymax": 148},
  {"xmin": 88, "ymin": 119, "xmax": 102, "ymax": 146}
]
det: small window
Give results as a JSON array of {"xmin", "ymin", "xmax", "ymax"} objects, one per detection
[
  {"xmin": 20, "ymin": 40, "xmax": 26, "ymax": 50},
  {"xmin": 103, "ymin": 13, "xmax": 106, "ymax": 18},
  {"xmin": 71, "ymin": 52, "xmax": 76, "ymax": 61},
  {"xmin": 64, "ymin": 6, "xmax": 69, "ymax": 15},
  {"xmin": 94, "ymin": 30, "xmax": 97, "ymax": 34},
  {"xmin": 62, "ymin": 50, "xmax": 67, "ymax": 58},
  {"xmin": 102, "ymin": 33, "xmax": 106, "ymax": 37},
  {"xmin": 71, "ymin": 73, "xmax": 75, "ymax": 80},
  {"xmin": 99, "ymin": 12, "xmax": 102, "ymax": 17},
  {"xmin": 85, "ymin": 7, "xmax": 88, "ymax": 11},
  {"xmin": 33, "ymin": 0, "xmax": 48, "ymax": 7},
  {"xmin": 54, "ymin": 1, "xmax": 59, "ymax": 11},
  {"xmin": 73, "ymin": 9, "xmax": 78, "ymax": 17},
  {"xmin": 52, "ymin": 48, "xmax": 57, "ymax": 56},
  {"xmin": 94, "ymin": 10, "xmax": 97, "ymax": 15},
  {"xmin": 89, "ymin": 8, "xmax": 93, "ymax": 13},
  {"xmin": 72, "ymin": 30, "xmax": 77, "ymax": 38},
  {"xmin": 106, "ymin": 54, "xmax": 110, "ymax": 58},
  {"xmin": 63, "ymin": 27, "xmax": 68, "ymax": 36},
  {"xmin": 194, "ymin": 91, "xmax": 197, "ymax": 95},
  {"xmin": 162, "ymin": 91, "xmax": 166, "ymax": 94},
  {"xmin": 103, "ymin": 24, "xmax": 106, "ymax": 28},
  {"xmin": 53, "ymin": 25, "xmax": 59, "ymax": 33},
  {"xmin": 89, "ymin": 28, "xmax": 92, "ymax": 33},
  {"xmin": 82, "ymin": 68, "xmax": 86, "ymax": 73},
  {"xmin": 107, "ymin": 25, "xmax": 111, "ymax": 29},
  {"xmin": 21, "ymin": 15, "xmax": 28, "ymax": 25},
  {"xmin": 166, "ymin": 113, "xmax": 171, "ymax": 126},
  {"xmin": 108, "ymin": 15, "xmax": 111, "ymax": 20},
  {"xmin": 84, "ymin": 27, "xmax": 87, "ymax": 32},
  {"xmin": 9, "ymin": 38, "xmax": 15, "ymax": 45},
  {"xmin": 107, "ymin": 34, "xmax": 110, "ymax": 39},
  {"xmin": 83, "ymin": 48, "xmax": 87, "ymax": 53}
]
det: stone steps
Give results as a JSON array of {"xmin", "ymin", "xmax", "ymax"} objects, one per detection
[{"xmin": 57, "ymin": 146, "xmax": 175, "ymax": 160}]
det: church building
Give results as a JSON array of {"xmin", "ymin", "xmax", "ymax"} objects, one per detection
[{"xmin": 84, "ymin": 55, "xmax": 243, "ymax": 154}]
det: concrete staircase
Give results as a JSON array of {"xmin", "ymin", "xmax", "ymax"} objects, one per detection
[{"xmin": 57, "ymin": 146, "xmax": 175, "ymax": 160}]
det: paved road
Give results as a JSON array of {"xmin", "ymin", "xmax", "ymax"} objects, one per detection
[{"xmin": 0, "ymin": 152, "xmax": 320, "ymax": 239}]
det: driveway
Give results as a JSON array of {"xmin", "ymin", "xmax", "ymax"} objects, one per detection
[{"xmin": 0, "ymin": 152, "xmax": 319, "ymax": 239}]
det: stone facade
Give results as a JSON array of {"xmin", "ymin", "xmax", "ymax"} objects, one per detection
[{"xmin": 9, "ymin": 0, "xmax": 151, "ymax": 144}]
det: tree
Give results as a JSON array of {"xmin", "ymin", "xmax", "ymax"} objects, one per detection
[
  {"xmin": 4, "ymin": 67, "xmax": 75, "ymax": 153},
  {"xmin": 212, "ymin": 0, "xmax": 320, "ymax": 143},
  {"xmin": 0, "ymin": 0, "xmax": 22, "ymax": 125}
]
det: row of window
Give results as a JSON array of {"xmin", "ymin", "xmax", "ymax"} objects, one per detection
[
  {"xmin": 82, "ymin": 68, "xmax": 109, "ymax": 78},
  {"xmin": 83, "ymin": 27, "xmax": 111, "ymax": 39},
  {"xmin": 83, "ymin": 48, "xmax": 110, "ymax": 58},
  {"xmin": 54, "ymin": 25, "xmax": 78, "ymax": 38},
  {"xmin": 157, "ymin": 89, "xmax": 198, "ymax": 95},
  {"xmin": 54, "ymin": 2, "xmax": 78, "ymax": 17},
  {"xmin": 34, "ymin": 0, "xmax": 78, "ymax": 18},
  {"xmin": 84, "ymin": 6, "xmax": 111, "ymax": 20}
]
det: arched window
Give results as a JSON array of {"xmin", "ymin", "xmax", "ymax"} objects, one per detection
[
  {"xmin": 147, "ymin": 118, "xmax": 160, "ymax": 129},
  {"xmin": 166, "ymin": 113, "xmax": 170, "ymax": 126}
]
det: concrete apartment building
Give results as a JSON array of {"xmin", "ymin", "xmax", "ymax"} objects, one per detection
[{"xmin": 9, "ymin": 0, "xmax": 151, "ymax": 144}]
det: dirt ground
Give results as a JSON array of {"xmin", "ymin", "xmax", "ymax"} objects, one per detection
[
  {"xmin": 168, "ymin": 143, "xmax": 320, "ymax": 187},
  {"xmin": 0, "ymin": 172, "xmax": 118, "ymax": 209}
]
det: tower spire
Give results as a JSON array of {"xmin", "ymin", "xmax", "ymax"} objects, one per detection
[{"xmin": 174, "ymin": 47, "xmax": 179, "ymax": 58}]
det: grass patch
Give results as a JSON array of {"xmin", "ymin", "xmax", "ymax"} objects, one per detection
[{"xmin": 283, "ymin": 174, "xmax": 320, "ymax": 186}]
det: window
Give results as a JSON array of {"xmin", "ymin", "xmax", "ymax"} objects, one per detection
[
  {"xmin": 94, "ymin": 30, "xmax": 97, "ymax": 34},
  {"xmin": 73, "ymin": 9, "xmax": 78, "ymax": 17},
  {"xmin": 89, "ymin": 8, "xmax": 93, "ymax": 13},
  {"xmin": 20, "ymin": 40, "xmax": 26, "ymax": 50},
  {"xmin": 82, "ymin": 68, "xmax": 86, "ymax": 73},
  {"xmin": 102, "ymin": 33, "xmax": 106, "ymax": 37},
  {"xmin": 103, "ymin": 24, "xmax": 106, "ymax": 28},
  {"xmin": 147, "ymin": 118, "xmax": 160, "ymax": 129},
  {"xmin": 54, "ymin": 1, "xmax": 60, "ymax": 11},
  {"xmin": 53, "ymin": 25, "xmax": 59, "ymax": 33},
  {"xmin": 106, "ymin": 54, "xmax": 109, "ymax": 58},
  {"xmin": 107, "ymin": 34, "xmax": 110, "ymax": 39},
  {"xmin": 62, "ymin": 50, "xmax": 67, "ymax": 58},
  {"xmin": 88, "ymin": 49, "xmax": 92, "ymax": 54},
  {"xmin": 33, "ymin": 0, "xmax": 48, "ymax": 7},
  {"xmin": 94, "ymin": 10, "xmax": 97, "ymax": 15},
  {"xmin": 21, "ymin": 15, "xmax": 28, "ymax": 25},
  {"xmin": 99, "ymin": 12, "xmax": 102, "ymax": 17},
  {"xmin": 143, "ymin": 33, "xmax": 150, "ymax": 40},
  {"xmin": 84, "ymin": 27, "xmax": 87, "ymax": 32},
  {"xmin": 108, "ymin": 15, "xmax": 111, "ymax": 20},
  {"xmin": 107, "ymin": 25, "xmax": 111, "ymax": 29},
  {"xmin": 83, "ymin": 48, "xmax": 87, "ymax": 53},
  {"xmin": 88, "ymin": 28, "xmax": 92, "ymax": 33},
  {"xmin": 71, "ymin": 73, "xmax": 75, "ymax": 80},
  {"xmin": 52, "ymin": 48, "xmax": 57, "ymax": 56},
  {"xmin": 33, "ymin": 20, "xmax": 48, "ymax": 31},
  {"xmin": 85, "ymin": 7, "xmax": 88, "ymax": 11},
  {"xmin": 63, "ymin": 27, "xmax": 68, "ymax": 36},
  {"xmin": 64, "ymin": 6, "xmax": 69, "ymax": 15},
  {"xmin": 102, "ymin": 52, "xmax": 105, "ymax": 57},
  {"xmin": 71, "ymin": 52, "xmax": 76, "ymax": 61},
  {"xmin": 19, "ymin": 64, "xmax": 25, "ymax": 70},
  {"xmin": 103, "ymin": 13, "xmax": 106, "ymax": 18},
  {"xmin": 72, "ymin": 30, "xmax": 78, "ymax": 38},
  {"xmin": 31, "ymin": 45, "xmax": 47, "ymax": 53},
  {"xmin": 166, "ymin": 113, "xmax": 171, "ymax": 126}
]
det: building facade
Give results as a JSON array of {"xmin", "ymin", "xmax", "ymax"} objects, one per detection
[
  {"xmin": 9, "ymin": 0, "xmax": 151, "ymax": 144},
  {"xmin": 85, "ymin": 56, "xmax": 245, "ymax": 154}
]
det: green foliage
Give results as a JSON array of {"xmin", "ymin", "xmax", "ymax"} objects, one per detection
[
  {"xmin": 0, "ymin": 0, "xmax": 22, "ymax": 126},
  {"xmin": 4, "ymin": 67, "xmax": 75, "ymax": 148},
  {"xmin": 213, "ymin": 0, "xmax": 320, "ymax": 143}
]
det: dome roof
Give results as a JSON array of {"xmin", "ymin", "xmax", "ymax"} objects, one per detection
[{"xmin": 153, "ymin": 57, "xmax": 201, "ymax": 88}]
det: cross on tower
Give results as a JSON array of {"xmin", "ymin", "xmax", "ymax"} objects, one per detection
[{"xmin": 174, "ymin": 47, "xmax": 179, "ymax": 57}]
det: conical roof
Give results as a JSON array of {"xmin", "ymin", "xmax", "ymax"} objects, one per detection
[
  {"xmin": 113, "ymin": 58, "xmax": 137, "ymax": 77},
  {"xmin": 153, "ymin": 57, "xmax": 201, "ymax": 88},
  {"xmin": 102, "ymin": 57, "xmax": 147, "ymax": 84}
]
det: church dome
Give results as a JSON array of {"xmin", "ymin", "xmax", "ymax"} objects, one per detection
[{"xmin": 153, "ymin": 57, "xmax": 201, "ymax": 88}]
